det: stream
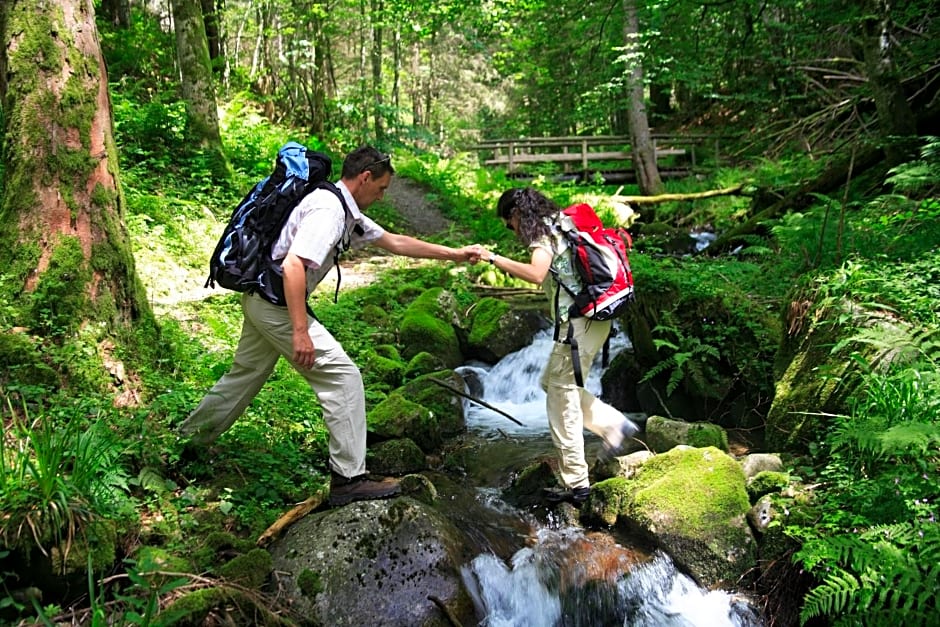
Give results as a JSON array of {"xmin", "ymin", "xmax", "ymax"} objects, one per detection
[{"xmin": 451, "ymin": 327, "xmax": 764, "ymax": 626}]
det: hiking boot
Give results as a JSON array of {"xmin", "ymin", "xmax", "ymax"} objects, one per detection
[
  {"xmin": 542, "ymin": 485, "xmax": 591, "ymax": 505},
  {"xmin": 600, "ymin": 417, "xmax": 640, "ymax": 461},
  {"xmin": 330, "ymin": 472, "xmax": 401, "ymax": 507}
]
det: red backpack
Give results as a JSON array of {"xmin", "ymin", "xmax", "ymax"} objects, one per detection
[{"xmin": 550, "ymin": 203, "xmax": 635, "ymax": 385}]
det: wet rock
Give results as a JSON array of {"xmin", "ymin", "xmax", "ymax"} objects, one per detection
[
  {"xmin": 586, "ymin": 446, "xmax": 756, "ymax": 588},
  {"xmin": 465, "ymin": 297, "xmax": 549, "ymax": 362},
  {"xmin": 267, "ymin": 497, "xmax": 476, "ymax": 626},
  {"xmin": 740, "ymin": 453, "xmax": 784, "ymax": 479},
  {"xmin": 645, "ymin": 415, "xmax": 729, "ymax": 452}
]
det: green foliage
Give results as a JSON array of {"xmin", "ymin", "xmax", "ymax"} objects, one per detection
[
  {"xmin": 787, "ymin": 351, "xmax": 940, "ymax": 625},
  {"xmin": 0, "ymin": 394, "xmax": 134, "ymax": 561},
  {"xmin": 641, "ymin": 319, "xmax": 722, "ymax": 398}
]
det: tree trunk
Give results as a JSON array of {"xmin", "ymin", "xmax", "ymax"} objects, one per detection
[
  {"xmin": 0, "ymin": 0, "xmax": 150, "ymax": 337},
  {"xmin": 200, "ymin": 0, "xmax": 222, "ymax": 65},
  {"xmin": 99, "ymin": 0, "xmax": 130, "ymax": 27},
  {"xmin": 169, "ymin": 0, "xmax": 231, "ymax": 181},
  {"xmin": 371, "ymin": 0, "xmax": 384, "ymax": 140},
  {"xmin": 622, "ymin": 0, "xmax": 663, "ymax": 196},
  {"xmin": 862, "ymin": 0, "xmax": 918, "ymax": 167}
]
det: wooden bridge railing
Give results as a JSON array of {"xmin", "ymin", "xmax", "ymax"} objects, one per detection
[{"xmin": 468, "ymin": 134, "xmax": 722, "ymax": 173}]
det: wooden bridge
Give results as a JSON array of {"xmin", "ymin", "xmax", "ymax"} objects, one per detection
[{"xmin": 469, "ymin": 134, "xmax": 723, "ymax": 182}]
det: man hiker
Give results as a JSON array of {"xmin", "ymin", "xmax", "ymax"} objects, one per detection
[{"xmin": 179, "ymin": 146, "xmax": 481, "ymax": 506}]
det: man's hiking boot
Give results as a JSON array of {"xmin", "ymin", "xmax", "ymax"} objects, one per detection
[
  {"xmin": 330, "ymin": 472, "xmax": 401, "ymax": 507},
  {"xmin": 600, "ymin": 417, "xmax": 640, "ymax": 461},
  {"xmin": 542, "ymin": 485, "xmax": 591, "ymax": 506}
]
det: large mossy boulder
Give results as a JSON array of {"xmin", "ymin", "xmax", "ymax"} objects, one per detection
[
  {"xmin": 465, "ymin": 296, "xmax": 549, "ymax": 362},
  {"xmin": 398, "ymin": 287, "xmax": 464, "ymax": 368},
  {"xmin": 586, "ymin": 446, "xmax": 755, "ymax": 588},
  {"xmin": 267, "ymin": 497, "xmax": 476, "ymax": 627},
  {"xmin": 766, "ymin": 297, "xmax": 914, "ymax": 452}
]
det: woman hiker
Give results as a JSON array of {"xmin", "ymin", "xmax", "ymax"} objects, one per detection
[{"xmin": 470, "ymin": 187, "xmax": 637, "ymax": 505}]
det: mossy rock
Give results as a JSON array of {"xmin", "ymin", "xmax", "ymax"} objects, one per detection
[
  {"xmin": 362, "ymin": 347, "xmax": 405, "ymax": 389},
  {"xmin": 645, "ymin": 415, "xmax": 729, "ymax": 453},
  {"xmin": 398, "ymin": 288, "xmax": 463, "ymax": 367},
  {"xmin": 746, "ymin": 471, "xmax": 790, "ymax": 502},
  {"xmin": 466, "ymin": 296, "xmax": 547, "ymax": 363},
  {"xmin": 367, "ymin": 438, "xmax": 427, "ymax": 475},
  {"xmin": 367, "ymin": 392, "xmax": 442, "ymax": 452},
  {"xmin": 403, "ymin": 351, "xmax": 447, "ymax": 380},
  {"xmin": 766, "ymin": 298, "xmax": 912, "ymax": 452},
  {"xmin": 216, "ymin": 548, "xmax": 273, "ymax": 589},
  {"xmin": 398, "ymin": 370, "xmax": 466, "ymax": 437}
]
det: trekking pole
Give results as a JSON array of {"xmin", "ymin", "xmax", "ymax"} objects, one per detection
[{"xmin": 428, "ymin": 377, "xmax": 525, "ymax": 427}]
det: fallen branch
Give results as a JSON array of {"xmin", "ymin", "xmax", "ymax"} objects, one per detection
[
  {"xmin": 256, "ymin": 488, "xmax": 328, "ymax": 547},
  {"xmin": 611, "ymin": 184, "xmax": 745, "ymax": 205}
]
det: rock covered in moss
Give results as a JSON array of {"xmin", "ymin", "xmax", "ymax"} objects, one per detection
[
  {"xmin": 367, "ymin": 392, "xmax": 441, "ymax": 452},
  {"xmin": 746, "ymin": 471, "xmax": 791, "ymax": 502},
  {"xmin": 466, "ymin": 296, "xmax": 548, "ymax": 362},
  {"xmin": 399, "ymin": 370, "xmax": 467, "ymax": 437},
  {"xmin": 644, "ymin": 415, "xmax": 729, "ymax": 452},
  {"xmin": 587, "ymin": 446, "xmax": 755, "ymax": 588},
  {"xmin": 368, "ymin": 437, "xmax": 427, "ymax": 475},
  {"xmin": 216, "ymin": 548, "xmax": 273, "ymax": 589},
  {"xmin": 267, "ymin": 497, "xmax": 476, "ymax": 626},
  {"xmin": 398, "ymin": 288, "xmax": 464, "ymax": 367}
]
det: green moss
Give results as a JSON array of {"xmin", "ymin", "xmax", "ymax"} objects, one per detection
[
  {"xmin": 628, "ymin": 447, "xmax": 749, "ymax": 536},
  {"xmin": 297, "ymin": 568, "xmax": 324, "ymax": 597},
  {"xmin": 403, "ymin": 351, "xmax": 447, "ymax": 380},
  {"xmin": 468, "ymin": 297, "xmax": 510, "ymax": 345},
  {"xmin": 216, "ymin": 548, "xmax": 272, "ymax": 589},
  {"xmin": 746, "ymin": 471, "xmax": 791, "ymax": 502},
  {"xmin": 0, "ymin": 331, "xmax": 59, "ymax": 389},
  {"xmin": 367, "ymin": 392, "xmax": 441, "ymax": 452},
  {"xmin": 31, "ymin": 236, "xmax": 91, "ymax": 335}
]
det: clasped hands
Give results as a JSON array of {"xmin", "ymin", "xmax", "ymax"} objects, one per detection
[{"xmin": 458, "ymin": 243, "xmax": 492, "ymax": 264}]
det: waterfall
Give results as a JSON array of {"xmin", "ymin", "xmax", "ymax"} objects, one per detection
[{"xmin": 457, "ymin": 326, "xmax": 632, "ymax": 436}]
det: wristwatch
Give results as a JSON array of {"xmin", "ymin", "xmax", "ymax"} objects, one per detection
[{"xmin": 488, "ymin": 253, "xmax": 497, "ymax": 265}]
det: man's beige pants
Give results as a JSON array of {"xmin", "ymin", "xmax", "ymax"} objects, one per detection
[
  {"xmin": 541, "ymin": 317, "xmax": 626, "ymax": 489},
  {"xmin": 179, "ymin": 292, "xmax": 367, "ymax": 478}
]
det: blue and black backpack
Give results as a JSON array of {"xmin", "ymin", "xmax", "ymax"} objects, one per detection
[{"xmin": 205, "ymin": 141, "xmax": 350, "ymax": 306}]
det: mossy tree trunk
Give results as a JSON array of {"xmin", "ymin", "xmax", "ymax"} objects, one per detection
[
  {"xmin": 169, "ymin": 0, "xmax": 231, "ymax": 181},
  {"xmin": 0, "ymin": 0, "xmax": 151, "ymax": 343}
]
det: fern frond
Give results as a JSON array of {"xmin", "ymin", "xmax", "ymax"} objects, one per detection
[{"xmin": 801, "ymin": 568, "xmax": 860, "ymax": 623}]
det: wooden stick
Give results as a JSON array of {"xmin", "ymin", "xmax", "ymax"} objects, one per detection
[
  {"xmin": 428, "ymin": 377, "xmax": 525, "ymax": 426},
  {"xmin": 256, "ymin": 488, "xmax": 328, "ymax": 547},
  {"xmin": 612, "ymin": 184, "xmax": 744, "ymax": 205}
]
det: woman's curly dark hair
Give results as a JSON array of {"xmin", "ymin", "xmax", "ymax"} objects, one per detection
[{"xmin": 496, "ymin": 187, "xmax": 558, "ymax": 246}]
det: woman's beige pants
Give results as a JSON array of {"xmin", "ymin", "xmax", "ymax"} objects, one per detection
[{"xmin": 542, "ymin": 317, "xmax": 626, "ymax": 489}]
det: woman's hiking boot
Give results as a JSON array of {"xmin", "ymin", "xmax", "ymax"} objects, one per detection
[{"xmin": 330, "ymin": 472, "xmax": 401, "ymax": 507}]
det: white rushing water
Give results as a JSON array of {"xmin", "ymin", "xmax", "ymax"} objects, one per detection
[{"xmin": 457, "ymin": 325, "xmax": 632, "ymax": 436}]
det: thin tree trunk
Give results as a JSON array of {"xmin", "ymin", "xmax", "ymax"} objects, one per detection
[
  {"xmin": 169, "ymin": 0, "xmax": 231, "ymax": 180},
  {"xmin": 862, "ymin": 0, "xmax": 918, "ymax": 167},
  {"xmin": 622, "ymin": 0, "xmax": 663, "ymax": 195},
  {"xmin": 371, "ymin": 0, "xmax": 384, "ymax": 139}
]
